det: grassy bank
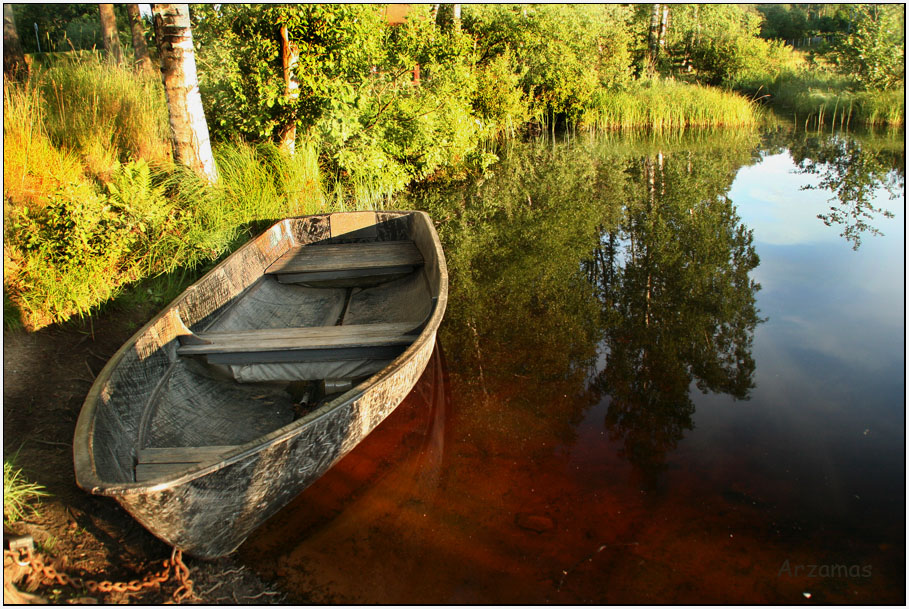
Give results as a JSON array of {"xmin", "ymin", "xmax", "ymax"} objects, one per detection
[
  {"xmin": 737, "ymin": 68, "xmax": 904, "ymax": 128},
  {"xmin": 3, "ymin": 57, "xmax": 328, "ymax": 330},
  {"xmin": 4, "ymin": 54, "xmax": 762, "ymax": 331}
]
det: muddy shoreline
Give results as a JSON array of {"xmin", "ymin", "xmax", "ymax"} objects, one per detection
[{"xmin": 3, "ymin": 303, "xmax": 283, "ymax": 604}]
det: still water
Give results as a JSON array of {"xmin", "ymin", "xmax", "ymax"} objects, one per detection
[{"xmin": 241, "ymin": 125, "xmax": 905, "ymax": 604}]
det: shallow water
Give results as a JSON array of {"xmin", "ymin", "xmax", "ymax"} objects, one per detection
[{"xmin": 240, "ymin": 125, "xmax": 905, "ymax": 604}]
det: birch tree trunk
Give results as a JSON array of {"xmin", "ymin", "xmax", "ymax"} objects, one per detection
[
  {"xmin": 452, "ymin": 4, "xmax": 461, "ymax": 32},
  {"xmin": 648, "ymin": 3, "xmax": 661, "ymax": 62},
  {"xmin": 277, "ymin": 23, "xmax": 300, "ymax": 155},
  {"xmin": 658, "ymin": 5, "xmax": 670, "ymax": 52},
  {"xmin": 99, "ymin": 4, "xmax": 123, "ymax": 64},
  {"xmin": 3, "ymin": 5, "xmax": 28, "ymax": 81},
  {"xmin": 126, "ymin": 4, "xmax": 153, "ymax": 72},
  {"xmin": 152, "ymin": 3, "xmax": 218, "ymax": 183}
]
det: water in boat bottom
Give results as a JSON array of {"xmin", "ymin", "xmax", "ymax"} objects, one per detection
[{"xmin": 238, "ymin": 125, "xmax": 904, "ymax": 604}]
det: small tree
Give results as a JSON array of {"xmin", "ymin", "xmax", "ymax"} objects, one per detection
[
  {"xmin": 831, "ymin": 4, "xmax": 904, "ymax": 90},
  {"xmin": 152, "ymin": 3, "xmax": 218, "ymax": 182}
]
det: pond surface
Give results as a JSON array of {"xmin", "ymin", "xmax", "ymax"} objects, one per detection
[{"xmin": 240, "ymin": 125, "xmax": 905, "ymax": 604}]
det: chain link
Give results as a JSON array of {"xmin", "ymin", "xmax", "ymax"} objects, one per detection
[{"xmin": 4, "ymin": 545, "xmax": 194, "ymax": 603}]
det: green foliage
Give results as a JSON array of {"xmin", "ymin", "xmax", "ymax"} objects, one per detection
[
  {"xmin": 829, "ymin": 4, "xmax": 905, "ymax": 90},
  {"xmin": 464, "ymin": 4, "xmax": 635, "ymax": 122},
  {"xmin": 755, "ymin": 4, "xmax": 856, "ymax": 42},
  {"xmin": 194, "ymin": 4, "xmax": 387, "ymax": 141},
  {"xmin": 470, "ymin": 51, "xmax": 528, "ymax": 137},
  {"xmin": 664, "ymin": 5, "xmax": 766, "ymax": 85},
  {"xmin": 11, "ymin": 3, "xmax": 139, "ymax": 55},
  {"xmin": 4, "ymin": 456, "xmax": 49, "ymax": 524}
]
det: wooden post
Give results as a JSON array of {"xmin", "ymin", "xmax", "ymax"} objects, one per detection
[{"xmin": 152, "ymin": 3, "xmax": 218, "ymax": 183}]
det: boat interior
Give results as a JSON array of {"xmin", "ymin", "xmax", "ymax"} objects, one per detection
[{"xmin": 117, "ymin": 212, "xmax": 439, "ymax": 482}]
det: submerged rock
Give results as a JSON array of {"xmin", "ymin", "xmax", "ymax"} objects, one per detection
[{"xmin": 515, "ymin": 512, "xmax": 555, "ymax": 533}]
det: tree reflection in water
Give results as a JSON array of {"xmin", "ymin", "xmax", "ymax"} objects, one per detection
[
  {"xmin": 406, "ymin": 129, "xmax": 766, "ymax": 474},
  {"xmin": 586, "ymin": 146, "xmax": 763, "ymax": 481},
  {"xmin": 789, "ymin": 130, "xmax": 904, "ymax": 250}
]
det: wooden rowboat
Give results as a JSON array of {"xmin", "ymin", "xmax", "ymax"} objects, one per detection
[{"xmin": 73, "ymin": 211, "xmax": 447, "ymax": 558}]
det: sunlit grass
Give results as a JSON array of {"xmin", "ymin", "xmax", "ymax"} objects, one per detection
[
  {"xmin": 586, "ymin": 78, "xmax": 759, "ymax": 131},
  {"xmin": 35, "ymin": 54, "xmax": 170, "ymax": 165}
]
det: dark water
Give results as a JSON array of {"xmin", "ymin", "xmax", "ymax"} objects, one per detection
[{"xmin": 241, "ymin": 125, "xmax": 905, "ymax": 604}]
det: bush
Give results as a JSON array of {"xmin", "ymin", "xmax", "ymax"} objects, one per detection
[
  {"xmin": 471, "ymin": 51, "xmax": 529, "ymax": 137},
  {"xmin": 464, "ymin": 4, "xmax": 635, "ymax": 123}
]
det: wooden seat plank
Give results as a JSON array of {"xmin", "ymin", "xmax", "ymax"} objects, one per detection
[
  {"xmin": 266, "ymin": 241, "xmax": 423, "ymax": 277},
  {"xmin": 176, "ymin": 322, "xmax": 418, "ymax": 357},
  {"xmin": 135, "ymin": 446, "xmax": 234, "ymax": 482}
]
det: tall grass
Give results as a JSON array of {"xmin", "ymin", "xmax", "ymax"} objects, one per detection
[
  {"xmin": 585, "ymin": 79, "xmax": 759, "ymax": 131},
  {"xmin": 3, "ymin": 81, "xmax": 85, "ymax": 209},
  {"xmin": 35, "ymin": 54, "xmax": 171, "ymax": 167}
]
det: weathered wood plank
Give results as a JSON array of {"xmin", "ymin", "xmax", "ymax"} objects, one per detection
[
  {"xmin": 273, "ymin": 265, "xmax": 415, "ymax": 285},
  {"xmin": 266, "ymin": 241, "xmax": 423, "ymax": 276},
  {"xmin": 137, "ymin": 446, "xmax": 234, "ymax": 464},
  {"xmin": 176, "ymin": 322, "xmax": 418, "ymax": 356},
  {"xmin": 135, "ymin": 446, "xmax": 234, "ymax": 482}
]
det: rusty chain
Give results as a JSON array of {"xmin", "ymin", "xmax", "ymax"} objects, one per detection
[{"xmin": 4, "ymin": 545, "xmax": 194, "ymax": 603}]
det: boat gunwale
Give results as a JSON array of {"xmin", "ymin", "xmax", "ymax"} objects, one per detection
[{"xmin": 73, "ymin": 210, "xmax": 448, "ymax": 497}]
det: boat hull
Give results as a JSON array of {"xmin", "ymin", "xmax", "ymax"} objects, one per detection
[{"xmin": 118, "ymin": 337, "xmax": 434, "ymax": 558}]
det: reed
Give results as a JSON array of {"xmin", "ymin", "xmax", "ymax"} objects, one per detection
[
  {"xmin": 756, "ymin": 70, "xmax": 904, "ymax": 127},
  {"xmin": 585, "ymin": 79, "xmax": 758, "ymax": 132},
  {"xmin": 3, "ymin": 80, "xmax": 85, "ymax": 209}
]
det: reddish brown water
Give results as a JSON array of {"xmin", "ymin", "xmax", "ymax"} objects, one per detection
[
  {"xmin": 239, "ymin": 132, "xmax": 905, "ymax": 604},
  {"xmin": 240, "ymin": 345, "xmax": 902, "ymax": 604}
]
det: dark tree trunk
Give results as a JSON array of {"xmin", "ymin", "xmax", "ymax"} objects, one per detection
[
  {"xmin": 3, "ymin": 5, "xmax": 28, "ymax": 81},
  {"xmin": 99, "ymin": 4, "xmax": 123, "ymax": 64},
  {"xmin": 126, "ymin": 4, "xmax": 153, "ymax": 71},
  {"xmin": 152, "ymin": 3, "xmax": 218, "ymax": 182}
]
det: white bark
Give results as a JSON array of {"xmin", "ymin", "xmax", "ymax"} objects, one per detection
[{"xmin": 152, "ymin": 4, "xmax": 217, "ymax": 183}]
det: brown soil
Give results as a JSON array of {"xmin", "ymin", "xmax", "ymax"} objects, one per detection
[{"xmin": 3, "ymin": 303, "xmax": 283, "ymax": 604}]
